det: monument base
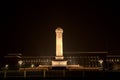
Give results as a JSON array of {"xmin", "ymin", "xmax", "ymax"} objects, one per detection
[
  {"xmin": 55, "ymin": 56, "xmax": 64, "ymax": 60},
  {"xmin": 52, "ymin": 60, "xmax": 67, "ymax": 70},
  {"xmin": 52, "ymin": 60, "xmax": 67, "ymax": 67}
]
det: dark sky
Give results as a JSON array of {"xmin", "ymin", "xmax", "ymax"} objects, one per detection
[{"xmin": 0, "ymin": 1, "xmax": 120, "ymax": 56}]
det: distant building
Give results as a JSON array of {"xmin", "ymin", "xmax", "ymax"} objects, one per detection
[
  {"xmin": 3, "ymin": 53, "xmax": 22, "ymax": 70},
  {"xmin": 2, "ymin": 52, "xmax": 120, "ymax": 71}
]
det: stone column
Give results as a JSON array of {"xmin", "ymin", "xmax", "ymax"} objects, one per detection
[
  {"xmin": 55, "ymin": 27, "xmax": 64, "ymax": 60},
  {"xmin": 52, "ymin": 27, "xmax": 67, "ymax": 67}
]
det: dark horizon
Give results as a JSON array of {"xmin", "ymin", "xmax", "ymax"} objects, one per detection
[{"xmin": 1, "ymin": 1, "xmax": 120, "ymax": 57}]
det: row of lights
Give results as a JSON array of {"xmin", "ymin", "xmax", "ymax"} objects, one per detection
[
  {"xmin": 18, "ymin": 60, "xmax": 35, "ymax": 68},
  {"xmin": 4, "ymin": 60, "xmax": 35, "ymax": 69},
  {"xmin": 4, "ymin": 64, "xmax": 35, "ymax": 69},
  {"xmin": 4, "ymin": 59, "xmax": 104, "ymax": 69}
]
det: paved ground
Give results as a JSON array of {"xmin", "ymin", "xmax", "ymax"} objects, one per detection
[{"xmin": 0, "ymin": 69, "xmax": 120, "ymax": 79}]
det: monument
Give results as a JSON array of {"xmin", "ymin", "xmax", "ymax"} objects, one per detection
[{"xmin": 52, "ymin": 27, "xmax": 67, "ymax": 67}]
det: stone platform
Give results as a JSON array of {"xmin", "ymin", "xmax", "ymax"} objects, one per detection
[{"xmin": 52, "ymin": 60, "xmax": 67, "ymax": 67}]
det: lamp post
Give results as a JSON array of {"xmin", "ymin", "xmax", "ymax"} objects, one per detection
[
  {"xmin": 4, "ymin": 64, "xmax": 9, "ymax": 78},
  {"xmin": 18, "ymin": 60, "xmax": 23, "ymax": 68},
  {"xmin": 98, "ymin": 59, "xmax": 103, "ymax": 70},
  {"xmin": 5, "ymin": 64, "xmax": 8, "ymax": 70},
  {"xmin": 31, "ymin": 64, "xmax": 34, "ymax": 68}
]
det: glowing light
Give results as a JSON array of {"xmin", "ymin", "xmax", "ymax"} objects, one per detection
[
  {"xmin": 5, "ymin": 64, "xmax": 8, "ymax": 68},
  {"xmin": 98, "ymin": 59, "xmax": 103, "ymax": 64},
  {"xmin": 18, "ymin": 60, "xmax": 23, "ymax": 65},
  {"xmin": 18, "ymin": 60, "xmax": 23, "ymax": 68},
  {"xmin": 31, "ymin": 64, "xmax": 34, "ymax": 68},
  {"xmin": 98, "ymin": 59, "xmax": 103, "ymax": 68}
]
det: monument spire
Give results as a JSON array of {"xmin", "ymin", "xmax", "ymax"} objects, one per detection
[
  {"xmin": 52, "ymin": 27, "xmax": 67, "ymax": 67},
  {"xmin": 55, "ymin": 27, "xmax": 64, "ymax": 60}
]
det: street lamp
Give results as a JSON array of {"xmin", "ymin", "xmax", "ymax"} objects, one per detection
[
  {"xmin": 18, "ymin": 60, "xmax": 23, "ymax": 68},
  {"xmin": 31, "ymin": 64, "xmax": 34, "ymax": 68},
  {"xmin": 98, "ymin": 59, "xmax": 103, "ymax": 70},
  {"xmin": 5, "ymin": 64, "xmax": 8, "ymax": 70}
]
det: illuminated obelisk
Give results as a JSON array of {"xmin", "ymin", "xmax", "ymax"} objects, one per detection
[
  {"xmin": 55, "ymin": 27, "xmax": 64, "ymax": 60},
  {"xmin": 52, "ymin": 27, "xmax": 67, "ymax": 67}
]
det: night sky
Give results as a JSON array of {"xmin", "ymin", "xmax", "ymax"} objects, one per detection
[{"xmin": 1, "ymin": 1, "xmax": 120, "ymax": 56}]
